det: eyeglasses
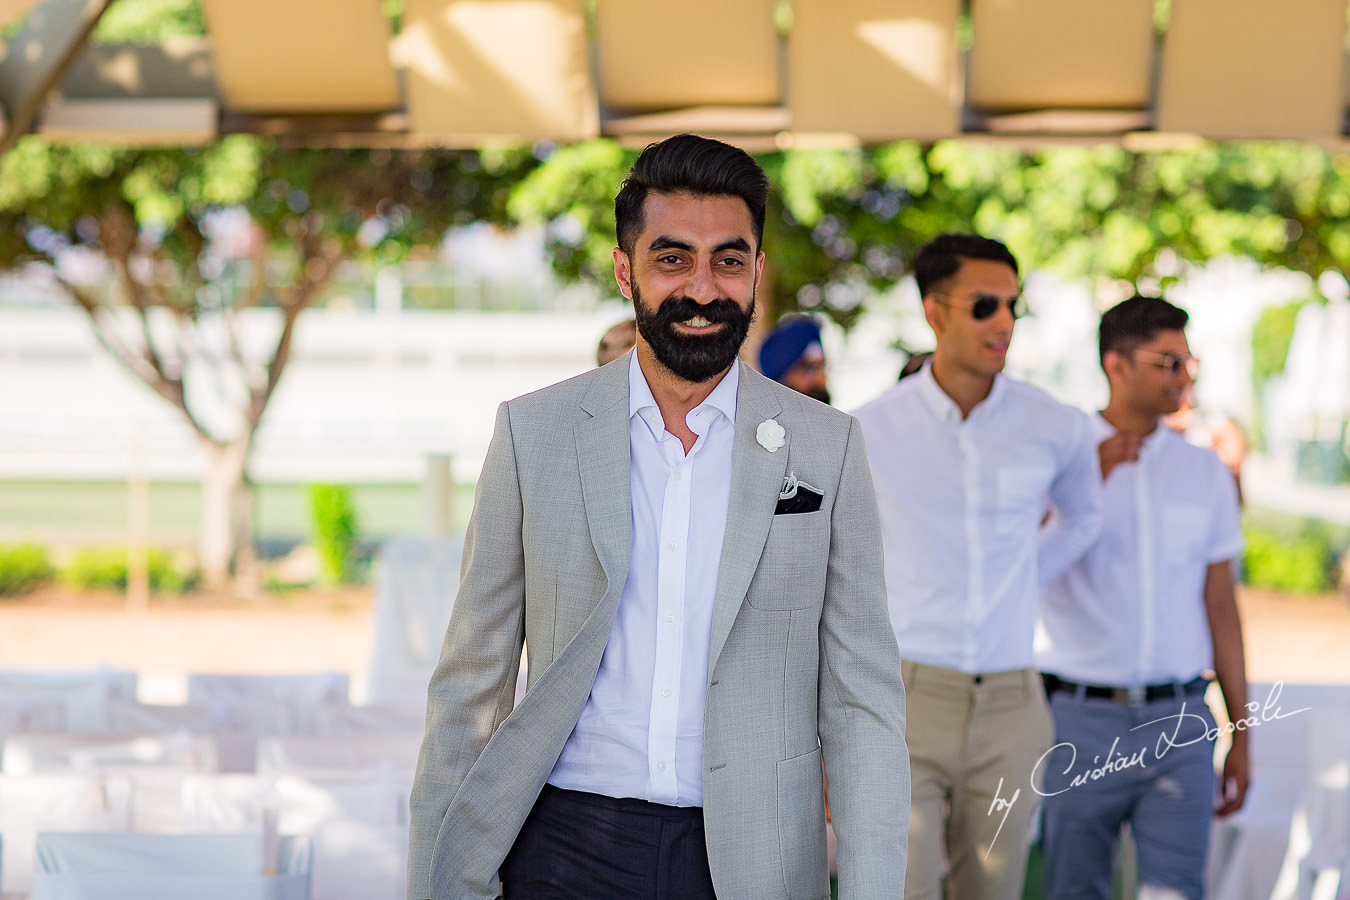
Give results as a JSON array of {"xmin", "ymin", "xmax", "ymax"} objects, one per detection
[
  {"xmin": 1132, "ymin": 349, "xmax": 1199, "ymax": 379},
  {"xmin": 933, "ymin": 292, "xmax": 1028, "ymax": 321}
]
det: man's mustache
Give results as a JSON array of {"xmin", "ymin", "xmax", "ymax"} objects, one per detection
[{"xmin": 650, "ymin": 296, "xmax": 747, "ymax": 326}]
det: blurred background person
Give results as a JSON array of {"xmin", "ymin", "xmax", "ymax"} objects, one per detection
[
  {"xmin": 1165, "ymin": 387, "xmax": 1248, "ymax": 505},
  {"xmin": 758, "ymin": 316, "xmax": 831, "ymax": 403},
  {"xmin": 596, "ymin": 317, "xmax": 637, "ymax": 366}
]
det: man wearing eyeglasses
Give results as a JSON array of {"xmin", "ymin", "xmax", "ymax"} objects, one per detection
[
  {"xmin": 1035, "ymin": 295, "xmax": 1247, "ymax": 900},
  {"xmin": 853, "ymin": 233, "xmax": 1103, "ymax": 900}
]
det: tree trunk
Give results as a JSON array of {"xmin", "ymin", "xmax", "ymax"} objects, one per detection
[{"xmin": 199, "ymin": 436, "xmax": 255, "ymax": 593}]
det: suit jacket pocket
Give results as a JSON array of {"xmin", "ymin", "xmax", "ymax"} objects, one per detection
[
  {"xmin": 777, "ymin": 746, "xmax": 829, "ymax": 900},
  {"xmin": 746, "ymin": 511, "xmax": 828, "ymax": 611}
]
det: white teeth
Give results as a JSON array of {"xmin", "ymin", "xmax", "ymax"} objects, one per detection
[{"xmin": 686, "ymin": 316, "xmax": 712, "ymax": 327}]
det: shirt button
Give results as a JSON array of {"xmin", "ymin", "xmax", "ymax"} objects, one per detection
[
  {"xmin": 657, "ymin": 762, "xmax": 667, "ymax": 771},
  {"xmin": 673, "ymin": 470, "xmax": 682, "ymax": 481},
  {"xmin": 661, "ymin": 688, "xmax": 671, "ymax": 698},
  {"xmin": 668, "ymin": 541, "xmax": 679, "ymax": 551},
  {"xmin": 665, "ymin": 615, "xmax": 675, "ymax": 624}
]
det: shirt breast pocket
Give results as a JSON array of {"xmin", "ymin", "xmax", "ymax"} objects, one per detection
[
  {"xmin": 996, "ymin": 465, "xmax": 1053, "ymax": 535},
  {"xmin": 1162, "ymin": 504, "xmax": 1209, "ymax": 565},
  {"xmin": 745, "ymin": 511, "xmax": 828, "ymax": 611}
]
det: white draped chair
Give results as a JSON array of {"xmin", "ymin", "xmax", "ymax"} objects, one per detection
[
  {"xmin": 2, "ymin": 733, "xmax": 220, "ymax": 834},
  {"xmin": 256, "ymin": 734, "xmax": 421, "ymax": 782},
  {"xmin": 30, "ymin": 832, "xmax": 311, "ymax": 900},
  {"xmin": 181, "ymin": 774, "xmax": 407, "ymax": 900},
  {"xmin": 1272, "ymin": 702, "xmax": 1350, "ymax": 900},
  {"xmin": 367, "ymin": 536, "xmax": 463, "ymax": 709},
  {"xmin": 104, "ymin": 700, "xmax": 286, "ymax": 773},
  {"xmin": 187, "ymin": 673, "xmax": 350, "ymax": 735},
  {"xmin": 1208, "ymin": 683, "xmax": 1345, "ymax": 900},
  {"xmin": 0, "ymin": 670, "xmax": 138, "ymax": 734},
  {"xmin": 0, "ymin": 774, "xmax": 131, "ymax": 900}
]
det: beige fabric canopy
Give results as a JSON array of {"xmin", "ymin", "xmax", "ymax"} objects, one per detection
[{"xmin": 2, "ymin": 0, "xmax": 1349, "ymax": 148}]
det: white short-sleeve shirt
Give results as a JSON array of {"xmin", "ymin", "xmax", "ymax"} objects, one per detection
[{"xmin": 1036, "ymin": 415, "xmax": 1244, "ymax": 686}]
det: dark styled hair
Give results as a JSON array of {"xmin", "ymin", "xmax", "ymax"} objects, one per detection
[
  {"xmin": 913, "ymin": 233, "xmax": 1019, "ymax": 298},
  {"xmin": 1098, "ymin": 295, "xmax": 1190, "ymax": 368},
  {"xmin": 614, "ymin": 134, "xmax": 769, "ymax": 257}
]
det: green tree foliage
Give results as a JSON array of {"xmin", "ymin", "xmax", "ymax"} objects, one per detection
[
  {"xmin": 0, "ymin": 137, "xmax": 535, "ymax": 589},
  {"xmin": 509, "ymin": 139, "xmax": 1350, "ymax": 329}
]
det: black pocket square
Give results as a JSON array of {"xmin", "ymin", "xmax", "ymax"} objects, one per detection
[{"xmin": 775, "ymin": 472, "xmax": 823, "ymax": 515}]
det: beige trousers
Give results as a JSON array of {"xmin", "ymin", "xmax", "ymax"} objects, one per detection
[{"xmin": 901, "ymin": 660, "xmax": 1053, "ymax": 900}]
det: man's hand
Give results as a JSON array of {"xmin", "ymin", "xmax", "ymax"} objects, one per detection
[
  {"xmin": 1216, "ymin": 739, "xmax": 1249, "ymax": 817},
  {"xmin": 1097, "ymin": 431, "xmax": 1140, "ymax": 480}
]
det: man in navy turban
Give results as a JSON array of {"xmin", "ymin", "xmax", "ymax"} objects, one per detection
[{"xmin": 758, "ymin": 317, "xmax": 831, "ymax": 404}]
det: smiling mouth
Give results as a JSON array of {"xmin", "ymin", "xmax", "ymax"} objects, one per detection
[{"xmin": 680, "ymin": 315, "xmax": 718, "ymax": 328}]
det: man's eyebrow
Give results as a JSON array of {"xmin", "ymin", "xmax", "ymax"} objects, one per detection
[
  {"xmin": 647, "ymin": 236, "xmax": 694, "ymax": 253},
  {"xmin": 714, "ymin": 237, "xmax": 753, "ymax": 254},
  {"xmin": 645, "ymin": 236, "xmax": 753, "ymax": 254}
]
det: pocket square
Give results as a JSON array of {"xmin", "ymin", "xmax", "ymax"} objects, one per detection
[{"xmin": 775, "ymin": 471, "xmax": 823, "ymax": 515}]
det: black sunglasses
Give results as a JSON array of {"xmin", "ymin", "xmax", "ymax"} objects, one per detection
[{"xmin": 934, "ymin": 292, "xmax": 1028, "ymax": 321}]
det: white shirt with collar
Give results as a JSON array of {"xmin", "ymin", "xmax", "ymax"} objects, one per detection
[
  {"xmin": 548, "ymin": 353, "xmax": 737, "ymax": 807},
  {"xmin": 853, "ymin": 364, "xmax": 1102, "ymax": 674},
  {"xmin": 1036, "ymin": 415, "xmax": 1243, "ymax": 686}
]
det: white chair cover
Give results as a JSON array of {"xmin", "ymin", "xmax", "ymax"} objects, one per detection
[
  {"xmin": 1208, "ymin": 683, "xmax": 1341, "ymax": 900},
  {"xmin": 1272, "ymin": 697, "xmax": 1350, "ymax": 900},
  {"xmin": 103, "ymin": 700, "xmax": 281, "ymax": 773},
  {"xmin": 187, "ymin": 673, "xmax": 350, "ymax": 735},
  {"xmin": 31, "ymin": 832, "xmax": 311, "ymax": 900},
  {"xmin": 0, "ymin": 669, "xmax": 138, "ymax": 733},
  {"xmin": 367, "ymin": 536, "xmax": 463, "ymax": 709},
  {"xmin": 0, "ymin": 774, "xmax": 131, "ymax": 898},
  {"xmin": 180, "ymin": 774, "xmax": 408, "ymax": 900},
  {"xmin": 311, "ymin": 702, "xmax": 425, "ymax": 737},
  {"xmin": 256, "ymin": 734, "xmax": 421, "ymax": 781},
  {"xmin": 2, "ymin": 733, "xmax": 218, "ymax": 776}
]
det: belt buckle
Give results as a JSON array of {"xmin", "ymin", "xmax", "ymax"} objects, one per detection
[{"xmin": 1125, "ymin": 686, "xmax": 1147, "ymax": 706}]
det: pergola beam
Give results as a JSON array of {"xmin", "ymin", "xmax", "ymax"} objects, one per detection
[{"xmin": 0, "ymin": 0, "xmax": 114, "ymax": 152}]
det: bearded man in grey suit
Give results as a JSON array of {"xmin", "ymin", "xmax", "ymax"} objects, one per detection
[{"xmin": 408, "ymin": 134, "xmax": 909, "ymax": 900}]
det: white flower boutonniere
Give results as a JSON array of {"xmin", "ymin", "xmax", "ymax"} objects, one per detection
[{"xmin": 756, "ymin": 418, "xmax": 786, "ymax": 452}]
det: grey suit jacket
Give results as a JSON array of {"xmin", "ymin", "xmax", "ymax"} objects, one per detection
[{"xmin": 408, "ymin": 356, "xmax": 909, "ymax": 900}]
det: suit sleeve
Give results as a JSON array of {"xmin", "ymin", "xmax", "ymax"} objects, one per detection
[
  {"xmin": 407, "ymin": 401, "xmax": 527, "ymax": 900},
  {"xmin": 818, "ymin": 416, "xmax": 911, "ymax": 898}
]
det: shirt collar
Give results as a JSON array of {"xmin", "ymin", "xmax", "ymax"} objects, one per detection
[
  {"xmin": 1092, "ymin": 412, "xmax": 1174, "ymax": 461},
  {"xmin": 915, "ymin": 360, "xmax": 1006, "ymax": 424},
  {"xmin": 628, "ymin": 352, "xmax": 739, "ymax": 437}
]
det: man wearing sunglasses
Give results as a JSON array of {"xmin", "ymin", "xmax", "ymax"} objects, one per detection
[
  {"xmin": 853, "ymin": 233, "xmax": 1103, "ymax": 900},
  {"xmin": 1036, "ymin": 295, "xmax": 1247, "ymax": 900}
]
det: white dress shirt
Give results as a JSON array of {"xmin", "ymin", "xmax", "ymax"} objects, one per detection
[
  {"xmin": 548, "ymin": 353, "xmax": 736, "ymax": 807},
  {"xmin": 853, "ymin": 364, "xmax": 1102, "ymax": 673},
  {"xmin": 1036, "ymin": 415, "xmax": 1243, "ymax": 686}
]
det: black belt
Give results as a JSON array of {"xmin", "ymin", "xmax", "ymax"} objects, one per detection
[{"xmin": 1042, "ymin": 673, "xmax": 1209, "ymax": 705}]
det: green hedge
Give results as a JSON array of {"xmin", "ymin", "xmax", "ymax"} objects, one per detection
[
  {"xmin": 62, "ymin": 547, "xmax": 196, "ymax": 593},
  {"xmin": 0, "ymin": 543, "xmax": 56, "ymax": 595},
  {"xmin": 1243, "ymin": 525, "xmax": 1338, "ymax": 595}
]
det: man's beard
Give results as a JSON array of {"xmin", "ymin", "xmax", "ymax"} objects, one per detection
[{"xmin": 633, "ymin": 285, "xmax": 754, "ymax": 383}]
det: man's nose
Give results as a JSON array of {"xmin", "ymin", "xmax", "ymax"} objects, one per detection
[{"xmin": 688, "ymin": 258, "xmax": 718, "ymax": 303}]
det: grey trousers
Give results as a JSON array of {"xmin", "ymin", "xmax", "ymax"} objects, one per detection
[{"xmin": 1040, "ymin": 686, "xmax": 1216, "ymax": 900}]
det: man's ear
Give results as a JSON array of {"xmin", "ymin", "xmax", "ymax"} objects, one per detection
[
  {"xmin": 613, "ymin": 247, "xmax": 634, "ymax": 300},
  {"xmin": 1102, "ymin": 349, "xmax": 1127, "ymax": 386},
  {"xmin": 754, "ymin": 251, "xmax": 765, "ymax": 289},
  {"xmin": 922, "ymin": 296, "xmax": 943, "ymax": 335}
]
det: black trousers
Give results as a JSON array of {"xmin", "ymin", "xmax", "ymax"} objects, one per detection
[{"xmin": 500, "ymin": 785, "xmax": 717, "ymax": 899}]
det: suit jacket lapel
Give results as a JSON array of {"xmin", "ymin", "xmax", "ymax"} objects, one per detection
[
  {"xmin": 576, "ymin": 359, "xmax": 633, "ymax": 612},
  {"xmin": 708, "ymin": 366, "xmax": 787, "ymax": 675}
]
